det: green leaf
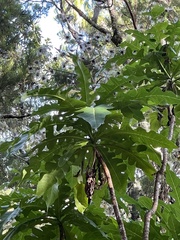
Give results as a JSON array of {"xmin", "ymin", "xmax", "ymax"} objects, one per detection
[
  {"xmin": 171, "ymin": 60, "xmax": 180, "ymax": 78},
  {"xmin": 138, "ymin": 196, "xmax": 152, "ymax": 210},
  {"xmin": 0, "ymin": 141, "xmax": 13, "ymax": 153},
  {"xmin": 36, "ymin": 170, "xmax": 58, "ymax": 197},
  {"xmin": 43, "ymin": 183, "xmax": 59, "ymax": 209},
  {"xmin": 149, "ymin": 220, "xmax": 169, "ymax": 240},
  {"xmin": 8, "ymin": 133, "xmax": 29, "ymax": 154},
  {"xmin": 24, "ymin": 87, "xmax": 86, "ymax": 112},
  {"xmin": 121, "ymin": 127, "xmax": 176, "ymax": 150},
  {"xmin": 63, "ymin": 225, "xmax": 84, "ymax": 239},
  {"xmin": 66, "ymin": 165, "xmax": 81, "ymax": 188},
  {"xmin": 23, "ymin": 87, "xmax": 65, "ymax": 101},
  {"xmin": 100, "ymin": 217, "xmax": 119, "ymax": 239},
  {"xmin": 117, "ymin": 87, "xmax": 180, "ymax": 106},
  {"xmin": 96, "ymin": 77, "xmax": 127, "ymax": 104},
  {"xmin": 2, "ymin": 215, "xmax": 45, "ymax": 240},
  {"xmin": 125, "ymin": 222, "xmax": 143, "ymax": 239},
  {"xmin": 73, "ymin": 56, "xmax": 91, "ymax": 104},
  {"xmin": 126, "ymin": 30, "xmax": 157, "ymax": 49},
  {"xmin": 32, "ymin": 103, "xmax": 61, "ymax": 115},
  {"xmin": 0, "ymin": 207, "xmax": 21, "ymax": 233},
  {"xmin": 77, "ymin": 105, "xmax": 111, "ymax": 129},
  {"xmin": 149, "ymin": 5, "xmax": 165, "ymax": 18},
  {"xmin": 147, "ymin": 22, "xmax": 169, "ymax": 43},
  {"xmin": 167, "ymin": 215, "xmax": 180, "ymax": 239},
  {"xmin": 100, "ymin": 126, "xmax": 176, "ymax": 151},
  {"xmin": 166, "ymin": 168, "xmax": 180, "ymax": 221},
  {"xmin": 166, "ymin": 168, "xmax": 180, "ymax": 205},
  {"xmin": 74, "ymin": 183, "xmax": 88, "ymax": 213},
  {"xmin": 145, "ymin": 88, "xmax": 180, "ymax": 105},
  {"xmin": 63, "ymin": 210, "xmax": 109, "ymax": 239}
]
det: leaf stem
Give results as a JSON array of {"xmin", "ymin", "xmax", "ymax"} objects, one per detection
[
  {"xmin": 96, "ymin": 150, "xmax": 127, "ymax": 240},
  {"xmin": 59, "ymin": 221, "xmax": 66, "ymax": 240}
]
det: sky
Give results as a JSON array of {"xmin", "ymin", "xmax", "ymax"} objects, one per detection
[{"xmin": 38, "ymin": 8, "xmax": 61, "ymax": 50}]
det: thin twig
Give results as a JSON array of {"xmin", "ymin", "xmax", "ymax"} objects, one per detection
[
  {"xmin": 1, "ymin": 114, "xmax": 31, "ymax": 119},
  {"xmin": 123, "ymin": 0, "xmax": 137, "ymax": 30},
  {"xmin": 51, "ymin": 0, "xmax": 62, "ymax": 11},
  {"xmin": 96, "ymin": 150, "xmax": 127, "ymax": 240},
  {"xmin": 143, "ymin": 106, "xmax": 175, "ymax": 240}
]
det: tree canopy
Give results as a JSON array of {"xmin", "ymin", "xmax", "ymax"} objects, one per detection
[{"xmin": 1, "ymin": 0, "xmax": 180, "ymax": 240}]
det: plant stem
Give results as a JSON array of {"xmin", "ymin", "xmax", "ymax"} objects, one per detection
[
  {"xmin": 96, "ymin": 150, "xmax": 127, "ymax": 240},
  {"xmin": 59, "ymin": 221, "xmax": 66, "ymax": 240},
  {"xmin": 143, "ymin": 107, "xmax": 175, "ymax": 240}
]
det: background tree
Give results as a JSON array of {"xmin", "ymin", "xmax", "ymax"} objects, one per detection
[{"xmin": 0, "ymin": 0, "xmax": 43, "ymax": 184}]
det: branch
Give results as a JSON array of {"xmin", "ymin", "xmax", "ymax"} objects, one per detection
[
  {"xmin": 0, "ymin": 114, "xmax": 31, "ymax": 119},
  {"xmin": 96, "ymin": 150, "xmax": 127, "ymax": 240},
  {"xmin": 143, "ymin": 106, "xmax": 175, "ymax": 240},
  {"xmin": 64, "ymin": 0, "xmax": 110, "ymax": 34},
  {"xmin": 123, "ymin": 0, "xmax": 137, "ymax": 30},
  {"xmin": 54, "ymin": 1, "xmax": 84, "ymax": 52},
  {"xmin": 107, "ymin": 0, "xmax": 122, "ymax": 46}
]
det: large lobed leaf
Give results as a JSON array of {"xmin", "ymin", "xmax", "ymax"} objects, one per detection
[
  {"xmin": 73, "ymin": 56, "xmax": 92, "ymax": 104},
  {"xmin": 99, "ymin": 126, "xmax": 176, "ymax": 151},
  {"xmin": 77, "ymin": 105, "xmax": 111, "ymax": 129}
]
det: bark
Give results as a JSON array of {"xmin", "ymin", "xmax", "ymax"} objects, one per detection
[
  {"xmin": 96, "ymin": 150, "xmax": 127, "ymax": 240},
  {"xmin": 92, "ymin": 5, "xmax": 101, "ymax": 23},
  {"xmin": 64, "ymin": 0, "xmax": 110, "ymax": 35},
  {"xmin": 107, "ymin": 0, "xmax": 122, "ymax": 46},
  {"xmin": 143, "ymin": 106, "xmax": 175, "ymax": 240}
]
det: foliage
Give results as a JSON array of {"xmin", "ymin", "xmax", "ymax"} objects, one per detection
[
  {"xmin": 1, "ymin": 1, "xmax": 180, "ymax": 240},
  {"xmin": 0, "ymin": 0, "xmax": 41, "ymax": 100},
  {"xmin": 0, "ymin": 0, "xmax": 48, "ymax": 187}
]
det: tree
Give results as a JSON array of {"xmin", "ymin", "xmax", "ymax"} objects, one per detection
[
  {"xmin": 0, "ymin": 0, "xmax": 54, "ymax": 184},
  {"xmin": 1, "ymin": 1, "xmax": 180, "ymax": 240}
]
